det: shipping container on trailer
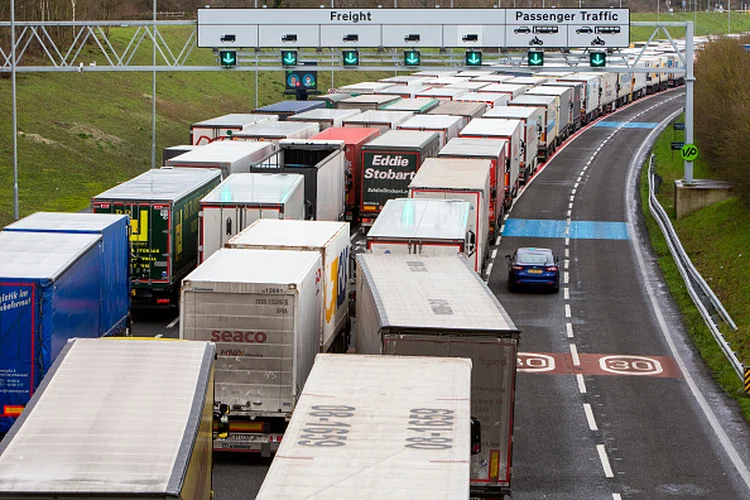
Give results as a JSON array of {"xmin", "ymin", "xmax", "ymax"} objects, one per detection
[
  {"xmin": 165, "ymin": 141, "xmax": 276, "ymax": 179},
  {"xmin": 255, "ymin": 353, "xmax": 472, "ymax": 500},
  {"xmin": 396, "ymin": 114, "xmax": 464, "ymax": 148},
  {"xmin": 542, "ymin": 80, "xmax": 584, "ymax": 131},
  {"xmin": 180, "ymin": 248, "xmax": 322, "ymax": 455},
  {"xmin": 198, "ymin": 173, "xmax": 305, "ymax": 262},
  {"xmin": 163, "ymin": 144, "xmax": 198, "ymax": 163},
  {"xmin": 312, "ymin": 92, "xmax": 353, "ymax": 108},
  {"xmin": 254, "ymin": 100, "xmax": 326, "ymax": 121},
  {"xmin": 4, "ymin": 212, "xmax": 130, "ymax": 337},
  {"xmin": 454, "ymin": 91, "xmax": 510, "ymax": 111},
  {"xmin": 526, "ymin": 85, "xmax": 574, "ymax": 141},
  {"xmin": 366, "ymin": 198, "xmax": 473, "ymax": 261},
  {"xmin": 408, "ymin": 158, "xmax": 492, "ymax": 272},
  {"xmin": 342, "ymin": 110, "xmax": 414, "ymax": 134},
  {"xmin": 438, "ymin": 137, "xmax": 508, "ymax": 229},
  {"xmin": 252, "ymin": 139, "xmax": 346, "ymax": 221},
  {"xmin": 482, "ymin": 106, "xmax": 542, "ymax": 181},
  {"xmin": 310, "ymin": 126, "xmax": 380, "ymax": 222},
  {"xmin": 383, "ymin": 97, "xmax": 441, "ymax": 115},
  {"xmin": 373, "ymin": 84, "xmax": 431, "ymax": 99},
  {"xmin": 0, "ymin": 338, "xmax": 215, "ymax": 500},
  {"xmin": 226, "ymin": 219, "xmax": 351, "ymax": 353},
  {"xmin": 355, "ymin": 254, "xmax": 520, "ymax": 499},
  {"xmin": 459, "ymin": 118, "xmax": 523, "ymax": 201},
  {"xmin": 508, "ymin": 94, "xmax": 558, "ymax": 161},
  {"xmin": 190, "ymin": 113, "xmax": 278, "ymax": 145},
  {"xmin": 0, "ymin": 232, "xmax": 106, "ymax": 433},
  {"xmin": 337, "ymin": 81, "xmax": 395, "ymax": 95},
  {"xmin": 476, "ymin": 83, "xmax": 530, "ymax": 99},
  {"xmin": 414, "ymin": 87, "xmax": 468, "ymax": 101},
  {"xmin": 232, "ymin": 121, "xmax": 321, "ymax": 143},
  {"xmin": 426, "ymin": 101, "xmax": 486, "ymax": 123},
  {"xmin": 286, "ymin": 108, "xmax": 363, "ymax": 130},
  {"xmin": 337, "ymin": 94, "xmax": 402, "ymax": 111},
  {"xmin": 92, "ymin": 168, "xmax": 221, "ymax": 307},
  {"xmin": 558, "ymin": 73, "xmax": 601, "ymax": 124},
  {"xmin": 359, "ymin": 130, "xmax": 440, "ymax": 225}
]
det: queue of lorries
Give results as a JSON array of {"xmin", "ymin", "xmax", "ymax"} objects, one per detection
[{"xmin": 0, "ymin": 51, "xmax": 684, "ymax": 499}]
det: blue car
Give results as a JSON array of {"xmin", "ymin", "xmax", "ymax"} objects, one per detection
[{"xmin": 506, "ymin": 247, "xmax": 560, "ymax": 293}]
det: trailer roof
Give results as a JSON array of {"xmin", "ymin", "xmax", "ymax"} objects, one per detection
[
  {"xmin": 0, "ymin": 231, "xmax": 101, "ymax": 280},
  {"xmin": 338, "ymin": 94, "xmax": 401, "ymax": 106},
  {"xmin": 254, "ymin": 100, "xmax": 325, "ymax": 113},
  {"xmin": 455, "ymin": 92, "xmax": 509, "ymax": 104},
  {"xmin": 527, "ymin": 85, "xmax": 573, "ymax": 97},
  {"xmin": 410, "ymin": 158, "xmax": 492, "ymax": 191},
  {"xmin": 374, "ymin": 84, "xmax": 430, "ymax": 95},
  {"xmin": 476, "ymin": 83, "xmax": 530, "ymax": 93},
  {"xmin": 228, "ymin": 219, "xmax": 348, "ymax": 249},
  {"xmin": 383, "ymin": 98, "xmax": 440, "ymax": 113},
  {"xmin": 363, "ymin": 130, "xmax": 439, "ymax": 149},
  {"xmin": 0, "ymin": 338, "xmax": 214, "ymax": 495},
  {"xmin": 166, "ymin": 140, "xmax": 274, "ymax": 165},
  {"xmin": 286, "ymin": 108, "xmax": 362, "ymax": 122},
  {"xmin": 234, "ymin": 121, "xmax": 319, "ymax": 138},
  {"xmin": 443, "ymin": 81, "xmax": 490, "ymax": 91},
  {"xmin": 484, "ymin": 105, "xmax": 543, "ymax": 120},
  {"xmin": 256, "ymin": 353, "xmax": 471, "ymax": 500},
  {"xmin": 460, "ymin": 118, "xmax": 523, "ymax": 137},
  {"xmin": 5, "ymin": 212, "xmax": 128, "ymax": 233},
  {"xmin": 411, "ymin": 69, "xmax": 458, "ymax": 77},
  {"xmin": 192, "ymin": 113, "xmax": 276, "ymax": 128},
  {"xmin": 368, "ymin": 198, "xmax": 470, "ymax": 241},
  {"xmin": 357, "ymin": 254, "xmax": 518, "ymax": 333},
  {"xmin": 469, "ymin": 74, "xmax": 516, "ymax": 83},
  {"xmin": 200, "ymin": 173, "xmax": 304, "ymax": 205},
  {"xmin": 309, "ymin": 126, "xmax": 381, "ymax": 143},
  {"xmin": 426, "ymin": 101, "xmax": 485, "ymax": 117},
  {"xmin": 505, "ymin": 76, "xmax": 548, "ymax": 86},
  {"xmin": 337, "ymin": 81, "xmax": 395, "ymax": 93},
  {"xmin": 343, "ymin": 110, "xmax": 414, "ymax": 126},
  {"xmin": 438, "ymin": 137, "xmax": 507, "ymax": 159},
  {"xmin": 93, "ymin": 167, "xmax": 221, "ymax": 202},
  {"xmin": 398, "ymin": 114, "xmax": 464, "ymax": 130},
  {"xmin": 509, "ymin": 94, "xmax": 557, "ymax": 106},
  {"xmin": 414, "ymin": 87, "xmax": 468, "ymax": 99},
  {"xmin": 378, "ymin": 75, "xmax": 429, "ymax": 84},
  {"xmin": 185, "ymin": 248, "xmax": 320, "ymax": 285}
]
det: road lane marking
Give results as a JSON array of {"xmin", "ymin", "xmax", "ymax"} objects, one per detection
[
  {"xmin": 568, "ymin": 202, "xmax": 574, "ymax": 209},
  {"xmin": 155, "ymin": 333, "xmax": 164, "ymax": 338},
  {"xmin": 565, "ymin": 237, "xmax": 570, "ymax": 246},
  {"xmin": 166, "ymin": 317, "xmax": 180, "ymax": 329},
  {"xmin": 565, "ymin": 248, "xmax": 569, "ymax": 258},
  {"xmin": 613, "ymin": 494, "xmax": 622, "ymax": 500},
  {"xmin": 570, "ymin": 344, "xmax": 581, "ymax": 366},
  {"xmin": 584, "ymin": 403, "xmax": 599, "ymax": 431},
  {"xmin": 576, "ymin": 373, "xmax": 587, "ymax": 393},
  {"xmin": 485, "ymin": 262, "xmax": 493, "ymax": 279},
  {"xmin": 564, "ymin": 271, "xmax": 569, "ymax": 284},
  {"xmin": 566, "ymin": 322, "xmax": 574, "ymax": 338},
  {"xmin": 564, "ymin": 287, "xmax": 570, "ymax": 299},
  {"xmin": 597, "ymin": 444, "xmax": 615, "ymax": 478},
  {"xmin": 565, "ymin": 304, "xmax": 571, "ymax": 318},
  {"xmin": 491, "ymin": 248, "xmax": 498, "ymax": 259},
  {"xmin": 564, "ymin": 259, "xmax": 569, "ymax": 269}
]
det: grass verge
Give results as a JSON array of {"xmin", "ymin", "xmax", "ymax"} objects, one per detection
[{"xmin": 639, "ymin": 115, "xmax": 750, "ymax": 420}]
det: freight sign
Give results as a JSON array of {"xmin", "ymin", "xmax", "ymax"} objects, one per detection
[
  {"xmin": 681, "ymin": 143, "xmax": 699, "ymax": 161},
  {"xmin": 361, "ymin": 152, "xmax": 419, "ymax": 211}
]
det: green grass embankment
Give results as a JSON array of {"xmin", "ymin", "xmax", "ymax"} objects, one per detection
[
  {"xmin": 640, "ymin": 114, "xmax": 750, "ymax": 419},
  {"xmin": 631, "ymin": 11, "xmax": 750, "ymax": 40}
]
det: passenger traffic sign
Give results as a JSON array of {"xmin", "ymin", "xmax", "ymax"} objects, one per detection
[{"xmin": 681, "ymin": 143, "xmax": 699, "ymax": 161}]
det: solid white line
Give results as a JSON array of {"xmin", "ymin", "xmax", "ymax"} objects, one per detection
[
  {"xmin": 569, "ymin": 343, "xmax": 581, "ymax": 366},
  {"xmin": 566, "ymin": 322, "xmax": 574, "ymax": 338},
  {"xmin": 491, "ymin": 248, "xmax": 498, "ymax": 259},
  {"xmin": 166, "ymin": 317, "xmax": 179, "ymax": 329},
  {"xmin": 564, "ymin": 287, "xmax": 570, "ymax": 300},
  {"xmin": 625, "ymin": 108, "xmax": 750, "ymax": 491},
  {"xmin": 564, "ymin": 259, "xmax": 570, "ymax": 269},
  {"xmin": 155, "ymin": 333, "xmax": 164, "ymax": 338},
  {"xmin": 565, "ymin": 304, "xmax": 572, "ymax": 318},
  {"xmin": 485, "ymin": 262, "xmax": 493, "ymax": 278},
  {"xmin": 584, "ymin": 403, "xmax": 599, "ymax": 431},
  {"xmin": 564, "ymin": 271, "xmax": 569, "ymax": 284},
  {"xmin": 576, "ymin": 373, "xmax": 587, "ymax": 393},
  {"xmin": 597, "ymin": 445, "xmax": 615, "ymax": 478}
]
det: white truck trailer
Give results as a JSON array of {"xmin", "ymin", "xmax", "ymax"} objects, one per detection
[
  {"xmin": 366, "ymin": 198, "xmax": 473, "ymax": 259},
  {"xmin": 558, "ymin": 73, "xmax": 602, "ymax": 124},
  {"xmin": 256, "ymin": 354, "xmax": 473, "ymax": 500},
  {"xmin": 226, "ymin": 219, "xmax": 351, "ymax": 353},
  {"xmin": 233, "ymin": 121, "xmax": 320, "ymax": 143},
  {"xmin": 190, "ymin": 112, "xmax": 277, "ymax": 145},
  {"xmin": 508, "ymin": 94, "xmax": 558, "ymax": 160},
  {"xmin": 355, "ymin": 254, "xmax": 520, "ymax": 499},
  {"xmin": 396, "ymin": 113, "xmax": 465, "ymax": 147},
  {"xmin": 342, "ymin": 110, "xmax": 414, "ymax": 134},
  {"xmin": 180, "ymin": 248, "xmax": 322, "ymax": 455},
  {"xmin": 0, "ymin": 338, "xmax": 215, "ymax": 500},
  {"xmin": 198, "ymin": 173, "xmax": 305, "ymax": 262},
  {"xmin": 455, "ymin": 91, "xmax": 511, "ymax": 111},
  {"xmin": 165, "ymin": 140, "xmax": 276, "ymax": 179},
  {"xmin": 408, "ymin": 158, "xmax": 492, "ymax": 273},
  {"xmin": 286, "ymin": 108, "xmax": 362, "ymax": 130},
  {"xmin": 526, "ymin": 85, "xmax": 574, "ymax": 142},
  {"xmin": 483, "ymin": 105, "xmax": 542, "ymax": 182}
]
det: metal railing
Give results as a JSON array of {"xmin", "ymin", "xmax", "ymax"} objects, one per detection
[{"xmin": 647, "ymin": 154, "xmax": 747, "ymax": 392}]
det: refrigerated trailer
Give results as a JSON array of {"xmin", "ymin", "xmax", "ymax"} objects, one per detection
[
  {"xmin": 558, "ymin": 73, "xmax": 602, "ymax": 124},
  {"xmin": 198, "ymin": 173, "xmax": 305, "ymax": 262},
  {"xmin": 508, "ymin": 94, "xmax": 558, "ymax": 161},
  {"xmin": 180, "ymin": 248, "xmax": 322, "ymax": 455},
  {"xmin": 163, "ymin": 144, "xmax": 197, "ymax": 162},
  {"xmin": 355, "ymin": 254, "xmax": 520, "ymax": 499},
  {"xmin": 342, "ymin": 110, "xmax": 414, "ymax": 134},
  {"xmin": 476, "ymin": 83, "xmax": 530, "ymax": 99},
  {"xmin": 526, "ymin": 85, "xmax": 574, "ymax": 141},
  {"xmin": 427, "ymin": 101, "xmax": 486, "ymax": 124},
  {"xmin": 226, "ymin": 219, "xmax": 351, "ymax": 353},
  {"xmin": 233, "ymin": 121, "xmax": 320, "ymax": 143},
  {"xmin": 256, "ymin": 354, "xmax": 472, "ymax": 500},
  {"xmin": 482, "ymin": 106, "xmax": 542, "ymax": 182},
  {"xmin": 415, "ymin": 87, "xmax": 468, "ymax": 101},
  {"xmin": 254, "ymin": 100, "xmax": 325, "ymax": 120},
  {"xmin": 374, "ymin": 84, "xmax": 431, "ymax": 98},
  {"xmin": 165, "ymin": 141, "xmax": 276, "ymax": 179},
  {"xmin": 337, "ymin": 94, "xmax": 401, "ymax": 110},
  {"xmin": 286, "ymin": 108, "xmax": 362, "ymax": 130},
  {"xmin": 337, "ymin": 81, "xmax": 395, "ymax": 95},
  {"xmin": 543, "ymin": 80, "xmax": 585, "ymax": 131},
  {"xmin": 190, "ymin": 113, "xmax": 277, "ymax": 145},
  {"xmin": 92, "ymin": 167, "xmax": 221, "ymax": 307},
  {"xmin": 383, "ymin": 97, "xmax": 441, "ymax": 114},
  {"xmin": 454, "ymin": 91, "xmax": 510, "ymax": 111},
  {"xmin": 397, "ymin": 114, "xmax": 465, "ymax": 148},
  {"xmin": 0, "ymin": 338, "xmax": 215, "ymax": 500}
]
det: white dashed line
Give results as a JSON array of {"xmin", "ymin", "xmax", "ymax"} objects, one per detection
[
  {"xmin": 565, "ymin": 237, "xmax": 570, "ymax": 246},
  {"xmin": 564, "ymin": 259, "xmax": 569, "ymax": 269},
  {"xmin": 495, "ymin": 236, "xmax": 501, "ymax": 246},
  {"xmin": 568, "ymin": 202, "xmax": 574, "ymax": 209},
  {"xmin": 567, "ymin": 209, "xmax": 572, "ymax": 217},
  {"xmin": 491, "ymin": 249, "xmax": 498, "ymax": 259},
  {"xmin": 485, "ymin": 262, "xmax": 493, "ymax": 279},
  {"xmin": 569, "ymin": 343, "xmax": 581, "ymax": 366},
  {"xmin": 166, "ymin": 317, "xmax": 179, "ymax": 329},
  {"xmin": 564, "ymin": 271, "xmax": 569, "ymax": 284},
  {"xmin": 576, "ymin": 373, "xmax": 587, "ymax": 394},
  {"xmin": 565, "ymin": 304, "xmax": 571, "ymax": 318},
  {"xmin": 572, "ymin": 188, "xmax": 577, "ymax": 195},
  {"xmin": 564, "ymin": 248, "xmax": 569, "ymax": 258},
  {"xmin": 597, "ymin": 445, "xmax": 615, "ymax": 478},
  {"xmin": 563, "ymin": 287, "xmax": 570, "ymax": 300},
  {"xmin": 569, "ymin": 195, "xmax": 575, "ymax": 202},
  {"xmin": 574, "ymin": 182, "xmax": 579, "ymax": 189},
  {"xmin": 566, "ymin": 322, "xmax": 574, "ymax": 338},
  {"xmin": 155, "ymin": 333, "xmax": 164, "ymax": 338},
  {"xmin": 566, "ymin": 217, "xmax": 571, "ymax": 224},
  {"xmin": 584, "ymin": 403, "xmax": 599, "ymax": 431},
  {"xmin": 613, "ymin": 494, "xmax": 622, "ymax": 500},
  {"xmin": 577, "ymin": 176, "xmax": 582, "ymax": 182}
]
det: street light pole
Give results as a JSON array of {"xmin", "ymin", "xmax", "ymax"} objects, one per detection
[
  {"xmin": 11, "ymin": 0, "xmax": 19, "ymax": 220},
  {"xmin": 151, "ymin": 0, "xmax": 157, "ymax": 170}
]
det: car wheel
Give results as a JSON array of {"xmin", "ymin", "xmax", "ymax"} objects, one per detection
[{"xmin": 552, "ymin": 285, "xmax": 560, "ymax": 294}]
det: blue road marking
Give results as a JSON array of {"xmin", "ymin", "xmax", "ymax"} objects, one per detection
[
  {"xmin": 593, "ymin": 121, "xmax": 658, "ymax": 129},
  {"xmin": 503, "ymin": 219, "xmax": 630, "ymax": 240}
]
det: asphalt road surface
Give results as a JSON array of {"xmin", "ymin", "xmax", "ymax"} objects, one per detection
[{"xmin": 132, "ymin": 89, "xmax": 750, "ymax": 499}]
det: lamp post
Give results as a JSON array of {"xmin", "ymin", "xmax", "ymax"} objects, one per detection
[
  {"xmin": 11, "ymin": 0, "xmax": 18, "ymax": 220},
  {"xmin": 151, "ymin": 0, "xmax": 157, "ymax": 170}
]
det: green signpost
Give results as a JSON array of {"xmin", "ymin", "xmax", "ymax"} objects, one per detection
[{"xmin": 681, "ymin": 143, "xmax": 699, "ymax": 162}]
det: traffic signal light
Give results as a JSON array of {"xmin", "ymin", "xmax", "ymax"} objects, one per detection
[
  {"xmin": 590, "ymin": 51, "xmax": 606, "ymax": 68},
  {"xmin": 343, "ymin": 50, "xmax": 360, "ymax": 67},
  {"xmin": 404, "ymin": 50, "xmax": 421, "ymax": 67},
  {"xmin": 281, "ymin": 50, "xmax": 298, "ymax": 67},
  {"xmin": 219, "ymin": 50, "xmax": 237, "ymax": 67},
  {"xmin": 465, "ymin": 50, "xmax": 482, "ymax": 67},
  {"xmin": 527, "ymin": 50, "xmax": 544, "ymax": 67}
]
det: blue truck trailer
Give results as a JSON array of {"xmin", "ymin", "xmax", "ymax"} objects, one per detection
[{"xmin": 0, "ymin": 230, "xmax": 122, "ymax": 433}]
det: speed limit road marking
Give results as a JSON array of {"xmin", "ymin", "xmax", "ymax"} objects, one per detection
[{"xmin": 518, "ymin": 352, "xmax": 680, "ymax": 378}]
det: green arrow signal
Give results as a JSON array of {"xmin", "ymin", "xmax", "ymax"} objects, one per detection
[
  {"xmin": 283, "ymin": 53, "xmax": 297, "ymax": 65},
  {"xmin": 405, "ymin": 52, "xmax": 420, "ymax": 65},
  {"xmin": 466, "ymin": 51, "xmax": 481, "ymax": 66},
  {"xmin": 590, "ymin": 53, "xmax": 606, "ymax": 67},
  {"xmin": 220, "ymin": 51, "xmax": 237, "ymax": 66},
  {"xmin": 529, "ymin": 53, "xmax": 543, "ymax": 66}
]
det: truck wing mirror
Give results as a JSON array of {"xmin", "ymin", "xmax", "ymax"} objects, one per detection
[
  {"xmin": 217, "ymin": 403, "xmax": 231, "ymax": 439},
  {"xmin": 471, "ymin": 417, "xmax": 481, "ymax": 455},
  {"xmin": 225, "ymin": 217, "xmax": 232, "ymax": 236},
  {"xmin": 466, "ymin": 231, "xmax": 477, "ymax": 256}
]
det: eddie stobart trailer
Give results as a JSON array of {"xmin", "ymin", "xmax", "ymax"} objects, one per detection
[
  {"xmin": 355, "ymin": 254, "xmax": 520, "ymax": 499},
  {"xmin": 92, "ymin": 167, "xmax": 221, "ymax": 307},
  {"xmin": 0, "ymin": 338, "xmax": 215, "ymax": 500},
  {"xmin": 180, "ymin": 248, "xmax": 322, "ymax": 454},
  {"xmin": 256, "ymin": 354, "xmax": 473, "ymax": 500},
  {"xmin": 359, "ymin": 130, "xmax": 440, "ymax": 225}
]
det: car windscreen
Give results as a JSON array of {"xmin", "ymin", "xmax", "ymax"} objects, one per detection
[{"xmin": 517, "ymin": 251, "xmax": 552, "ymax": 265}]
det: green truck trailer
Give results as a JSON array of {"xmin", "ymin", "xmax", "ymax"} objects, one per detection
[{"xmin": 92, "ymin": 167, "xmax": 221, "ymax": 307}]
